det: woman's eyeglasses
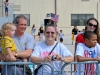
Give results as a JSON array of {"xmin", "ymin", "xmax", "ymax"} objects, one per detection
[
  {"xmin": 88, "ymin": 23, "xmax": 97, "ymax": 28},
  {"xmin": 46, "ymin": 32, "xmax": 55, "ymax": 35}
]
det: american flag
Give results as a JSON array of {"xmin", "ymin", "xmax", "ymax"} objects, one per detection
[{"xmin": 51, "ymin": 13, "xmax": 59, "ymax": 23}]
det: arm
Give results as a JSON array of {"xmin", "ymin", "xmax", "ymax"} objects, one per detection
[
  {"xmin": 77, "ymin": 55, "xmax": 96, "ymax": 62},
  {"xmin": 54, "ymin": 53, "xmax": 73, "ymax": 63},
  {"xmin": 0, "ymin": 51, "xmax": 16, "ymax": 61},
  {"xmin": 62, "ymin": 56, "xmax": 74, "ymax": 63},
  {"xmin": 7, "ymin": 47, "xmax": 14, "ymax": 56},
  {"xmin": 57, "ymin": 43, "xmax": 74, "ymax": 63},
  {"xmin": 0, "ymin": 52, "xmax": 5, "ymax": 61},
  {"xmin": 31, "ymin": 56, "xmax": 43, "ymax": 63},
  {"xmin": 15, "ymin": 49, "xmax": 32, "ymax": 58},
  {"xmin": 6, "ymin": 47, "xmax": 16, "ymax": 61},
  {"xmin": 14, "ymin": 35, "xmax": 34, "ymax": 59},
  {"xmin": 31, "ymin": 55, "xmax": 51, "ymax": 63}
]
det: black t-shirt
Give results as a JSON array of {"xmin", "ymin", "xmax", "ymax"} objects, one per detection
[
  {"xmin": 72, "ymin": 28, "xmax": 78, "ymax": 35},
  {"xmin": 39, "ymin": 28, "xmax": 43, "ymax": 33}
]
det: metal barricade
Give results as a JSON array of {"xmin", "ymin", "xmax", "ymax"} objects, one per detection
[
  {"xmin": 0, "ymin": 62, "xmax": 55, "ymax": 75},
  {"xmin": 34, "ymin": 63, "xmax": 54, "ymax": 75},
  {"xmin": 60, "ymin": 61, "xmax": 100, "ymax": 75},
  {"xmin": 1, "ymin": 61, "xmax": 100, "ymax": 75},
  {"xmin": 0, "ymin": 62, "xmax": 34, "ymax": 75}
]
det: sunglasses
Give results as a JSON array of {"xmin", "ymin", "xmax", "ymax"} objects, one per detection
[
  {"xmin": 46, "ymin": 32, "xmax": 55, "ymax": 35},
  {"xmin": 88, "ymin": 23, "xmax": 97, "ymax": 28}
]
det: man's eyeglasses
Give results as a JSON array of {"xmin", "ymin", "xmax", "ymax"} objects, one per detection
[
  {"xmin": 88, "ymin": 23, "xmax": 97, "ymax": 28},
  {"xmin": 46, "ymin": 32, "xmax": 55, "ymax": 35}
]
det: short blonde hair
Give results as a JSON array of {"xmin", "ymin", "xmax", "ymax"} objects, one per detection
[{"xmin": 1, "ymin": 22, "xmax": 16, "ymax": 36}]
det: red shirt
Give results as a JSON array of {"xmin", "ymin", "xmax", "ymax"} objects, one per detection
[{"xmin": 76, "ymin": 34, "xmax": 85, "ymax": 44}]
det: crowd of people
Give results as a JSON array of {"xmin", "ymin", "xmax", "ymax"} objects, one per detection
[
  {"xmin": 31, "ymin": 23, "xmax": 64, "ymax": 43},
  {"xmin": 0, "ymin": 14, "xmax": 100, "ymax": 75}
]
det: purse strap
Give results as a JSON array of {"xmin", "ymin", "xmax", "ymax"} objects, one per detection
[{"xmin": 36, "ymin": 42, "xmax": 58, "ymax": 70}]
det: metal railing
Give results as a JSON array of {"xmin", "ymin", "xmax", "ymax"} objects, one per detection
[
  {"xmin": 61, "ymin": 61, "xmax": 100, "ymax": 75},
  {"xmin": 0, "ymin": 61, "xmax": 100, "ymax": 75},
  {"xmin": 0, "ymin": 62, "xmax": 54, "ymax": 75},
  {"xmin": 0, "ymin": 62, "xmax": 34, "ymax": 75}
]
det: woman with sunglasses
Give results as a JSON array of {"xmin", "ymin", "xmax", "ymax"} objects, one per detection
[
  {"xmin": 76, "ymin": 18, "xmax": 100, "ymax": 44},
  {"xmin": 31, "ymin": 24, "xmax": 74, "ymax": 75},
  {"xmin": 74, "ymin": 18, "xmax": 100, "ymax": 70}
]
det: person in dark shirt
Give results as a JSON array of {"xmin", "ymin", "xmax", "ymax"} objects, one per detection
[
  {"xmin": 71, "ymin": 26, "xmax": 78, "ymax": 45},
  {"xmin": 72, "ymin": 26, "xmax": 78, "ymax": 35},
  {"xmin": 39, "ymin": 26, "xmax": 44, "ymax": 41}
]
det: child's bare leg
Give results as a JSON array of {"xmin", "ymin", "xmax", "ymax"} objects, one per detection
[
  {"xmin": 23, "ymin": 59, "xmax": 28, "ymax": 66},
  {"xmin": 23, "ymin": 59, "xmax": 27, "ymax": 62}
]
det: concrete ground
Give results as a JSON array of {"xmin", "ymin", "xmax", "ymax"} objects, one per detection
[{"xmin": 35, "ymin": 36, "xmax": 75, "ymax": 75}]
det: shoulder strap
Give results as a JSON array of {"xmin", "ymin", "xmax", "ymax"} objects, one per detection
[
  {"xmin": 36, "ymin": 42, "xmax": 58, "ymax": 70},
  {"xmin": 49, "ymin": 42, "xmax": 58, "ymax": 55}
]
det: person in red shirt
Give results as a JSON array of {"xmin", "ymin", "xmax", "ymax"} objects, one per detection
[{"xmin": 74, "ymin": 18, "xmax": 100, "ymax": 70}]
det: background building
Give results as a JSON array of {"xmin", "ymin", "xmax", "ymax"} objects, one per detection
[{"xmin": 0, "ymin": 0, "xmax": 100, "ymax": 35}]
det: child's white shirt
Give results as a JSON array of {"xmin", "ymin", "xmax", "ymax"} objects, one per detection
[{"xmin": 75, "ymin": 43, "xmax": 100, "ymax": 75}]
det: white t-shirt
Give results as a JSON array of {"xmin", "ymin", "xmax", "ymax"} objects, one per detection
[
  {"xmin": 59, "ymin": 33, "xmax": 64, "ymax": 38},
  {"xmin": 32, "ymin": 28, "xmax": 36, "ymax": 34},
  {"xmin": 31, "ymin": 41, "xmax": 73, "ymax": 75},
  {"xmin": 75, "ymin": 43, "xmax": 100, "ymax": 75}
]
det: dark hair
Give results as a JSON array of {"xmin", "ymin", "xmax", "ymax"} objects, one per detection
[
  {"xmin": 60, "ymin": 30, "xmax": 62, "ymax": 32},
  {"xmin": 85, "ymin": 18, "xmax": 100, "ymax": 44},
  {"xmin": 85, "ymin": 18, "xmax": 99, "ymax": 33},
  {"xmin": 84, "ymin": 31, "xmax": 96, "ymax": 40},
  {"xmin": 32, "ymin": 24, "xmax": 35, "ymax": 29},
  {"xmin": 13, "ymin": 15, "xmax": 28, "ymax": 24},
  {"xmin": 5, "ymin": 0, "xmax": 8, "ymax": 2},
  {"xmin": 44, "ymin": 24, "xmax": 56, "ymax": 31}
]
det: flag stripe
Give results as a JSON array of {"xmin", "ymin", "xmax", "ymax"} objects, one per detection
[{"xmin": 50, "ymin": 13, "xmax": 59, "ymax": 23}]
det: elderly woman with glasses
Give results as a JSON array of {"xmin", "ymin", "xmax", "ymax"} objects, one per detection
[
  {"xmin": 74, "ymin": 18, "xmax": 100, "ymax": 71},
  {"xmin": 31, "ymin": 24, "xmax": 74, "ymax": 75}
]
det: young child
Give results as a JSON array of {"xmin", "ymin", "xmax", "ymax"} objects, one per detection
[
  {"xmin": 75, "ymin": 31, "xmax": 100, "ymax": 75},
  {"xmin": 0, "ymin": 22, "xmax": 27, "ymax": 62},
  {"xmin": 59, "ymin": 30, "xmax": 64, "ymax": 43},
  {"xmin": 71, "ymin": 32, "xmax": 74, "ymax": 45}
]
